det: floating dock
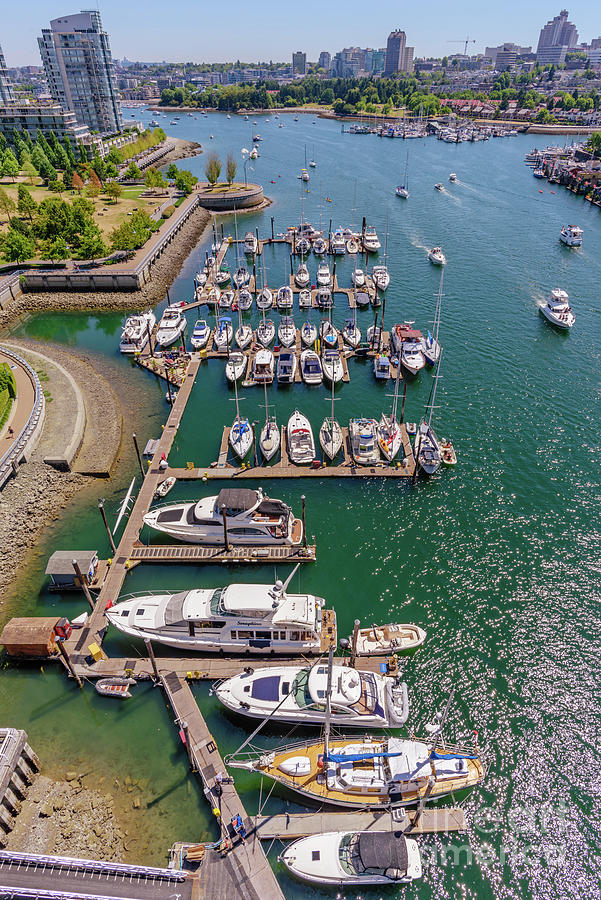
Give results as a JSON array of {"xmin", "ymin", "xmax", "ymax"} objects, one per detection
[
  {"xmin": 125, "ymin": 542, "xmax": 316, "ymax": 565},
  {"xmin": 252, "ymin": 807, "xmax": 467, "ymax": 840}
]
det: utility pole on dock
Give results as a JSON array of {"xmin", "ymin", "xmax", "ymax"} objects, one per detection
[
  {"xmin": 98, "ymin": 499, "xmax": 117, "ymax": 555},
  {"xmin": 57, "ymin": 640, "xmax": 83, "ymax": 688}
]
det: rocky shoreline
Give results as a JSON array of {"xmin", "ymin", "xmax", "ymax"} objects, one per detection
[{"xmin": 160, "ymin": 136, "xmax": 203, "ymax": 165}]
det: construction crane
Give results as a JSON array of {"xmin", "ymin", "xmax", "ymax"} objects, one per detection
[{"xmin": 447, "ymin": 37, "xmax": 476, "ymax": 56}]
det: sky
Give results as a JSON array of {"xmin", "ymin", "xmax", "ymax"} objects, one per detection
[{"xmin": 3, "ymin": 1, "xmax": 599, "ymax": 66}]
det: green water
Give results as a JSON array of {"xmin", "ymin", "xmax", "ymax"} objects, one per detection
[{"xmin": 5, "ymin": 109, "xmax": 601, "ymax": 897}]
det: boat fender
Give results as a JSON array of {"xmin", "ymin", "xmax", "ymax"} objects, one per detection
[
  {"xmin": 105, "ymin": 599, "xmax": 114, "ymax": 610},
  {"xmin": 317, "ymin": 754, "xmax": 324, "ymax": 769},
  {"xmin": 241, "ymin": 702, "xmax": 250, "ymax": 710},
  {"xmin": 243, "ymin": 666, "xmax": 254, "ymax": 675}
]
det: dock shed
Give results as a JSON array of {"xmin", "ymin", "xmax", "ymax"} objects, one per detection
[
  {"xmin": 0, "ymin": 618, "xmax": 60, "ymax": 657},
  {"xmin": 45, "ymin": 551, "xmax": 98, "ymax": 591}
]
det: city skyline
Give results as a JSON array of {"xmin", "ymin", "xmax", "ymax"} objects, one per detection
[{"xmin": 2, "ymin": 1, "xmax": 600, "ymax": 67}]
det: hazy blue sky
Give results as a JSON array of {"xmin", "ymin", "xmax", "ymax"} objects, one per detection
[{"xmin": 3, "ymin": 1, "xmax": 599, "ymax": 66}]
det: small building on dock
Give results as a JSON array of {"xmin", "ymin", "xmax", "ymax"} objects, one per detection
[
  {"xmin": 45, "ymin": 550, "xmax": 98, "ymax": 591},
  {"xmin": 0, "ymin": 618, "xmax": 60, "ymax": 658}
]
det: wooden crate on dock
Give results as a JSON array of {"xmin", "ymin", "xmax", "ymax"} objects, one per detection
[{"xmin": 0, "ymin": 618, "xmax": 60, "ymax": 657}]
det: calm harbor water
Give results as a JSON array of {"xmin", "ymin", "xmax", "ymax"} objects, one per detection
[{"xmin": 3, "ymin": 109, "xmax": 601, "ymax": 897}]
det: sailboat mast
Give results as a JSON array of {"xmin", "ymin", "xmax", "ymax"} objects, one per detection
[
  {"xmin": 427, "ymin": 349, "xmax": 443, "ymax": 428},
  {"xmin": 323, "ymin": 646, "xmax": 334, "ymax": 763},
  {"xmin": 433, "ymin": 268, "xmax": 444, "ymax": 345},
  {"xmin": 391, "ymin": 351, "xmax": 401, "ymax": 421}
]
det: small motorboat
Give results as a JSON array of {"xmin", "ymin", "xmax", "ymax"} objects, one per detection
[
  {"xmin": 441, "ymin": 439, "xmax": 457, "ymax": 466},
  {"xmin": 449, "ymin": 173, "xmax": 457, "ymax": 182},
  {"xmin": 235, "ymin": 322, "xmax": 253, "ymax": 350},
  {"xmin": 316, "ymin": 264, "xmax": 331, "ymax": 287},
  {"xmin": 405, "ymin": 422, "xmax": 417, "ymax": 436},
  {"xmin": 349, "ymin": 417, "xmax": 380, "ymax": 465},
  {"xmin": 373, "ymin": 354, "xmax": 391, "ymax": 380},
  {"xmin": 252, "ymin": 348, "xmax": 275, "ymax": 383},
  {"xmin": 330, "ymin": 230, "xmax": 346, "ymax": 255},
  {"xmin": 165, "ymin": 388, "xmax": 178, "ymax": 404},
  {"xmin": 256, "ymin": 288, "xmax": 273, "ymax": 310},
  {"xmin": 401, "ymin": 339, "xmax": 425, "ymax": 375},
  {"xmin": 278, "ymin": 316, "xmax": 296, "ymax": 348},
  {"xmin": 434, "ymin": 182, "xmax": 444, "ymax": 191},
  {"xmin": 287, "ymin": 410, "xmax": 316, "ymax": 464},
  {"xmin": 353, "ymin": 622, "xmax": 427, "ymax": 655},
  {"xmin": 156, "ymin": 307, "xmax": 186, "ymax": 348},
  {"xmin": 351, "ymin": 268, "xmax": 365, "ymax": 288},
  {"xmin": 320, "ymin": 320, "xmax": 338, "ymax": 348},
  {"xmin": 362, "ymin": 226, "xmax": 380, "ymax": 252},
  {"xmin": 539, "ymin": 288, "xmax": 575, "ymax": 329},
  {"xmin": 312, "ymin": 236, "xmax": 327, "ymax": 255},
  {"xmin": 256, "ymin": 319, "xmax": 275, "ymax": 346},
  {"xmin": 300, "ymin": 349, "xmax": 323, "ymax": 385},
  {"xmin": 95, "ymin": 678, "xmax": 136, "ymax": 699},
  {"xmin": 346, "ymin": 238, "xmax": 359, "ymax": 254},
  {"xmin": 316, "ymin": 288, "xmax": 333, "ymax": 309},
  {"xmin": 260, "ymin": 417, "xmax": 280, "ymax": 461},
  {"xmin": 154, "ymin": 476, "xmax": 176, "ymax": 499},
  {"xmin": 322, "ymin": 349, "xmax": 343, "ymax": 384},
  {"xmin": 428, "ymin": 247, "xmax": 446, "ymax": 266},
  {"xmin": 301, "ymin": 321, "xmax": 317, "ymax": 347},
  {"xmin": 225, "ymin": 351, "xmax": 247, "ymax": 382},
  {"xmin": 559, "ymin": 225, "xmax": 583, "ymax": 247},
  {"xmin": 276, "ymin": 285, "xmax": 294, "ymax": 309},
  {"xmin": 298, "ymin": 289, "xmax": 312, "ymax": 308},
  {"xmin": 276, "ymin": 350, "xmax": 297, "ymax": 383},
  {"xmin": 237, "ymin": 289, "xmax": 253, "ymax": 311},
  {"xmin": 190, "ymin": 319, "xmax": 210, "ymax": 350},
  {"xmin": 396, "ymin": 184, "xmax": 409, "ymax": 198}
]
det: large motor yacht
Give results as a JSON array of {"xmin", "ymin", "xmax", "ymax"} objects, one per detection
[
  {"xmin": 107, "ymin": 575, "xmax": 333, "ymax": 654},
  {"xmin": 156, "ymin": 306, "xmax": 186, "ymax": 348},
  {"xmin": 539, "ymin": 288, "xmax": 575, "ymax": 329},
  {"xmin": 119, "ymin": 311, "xmax": 156, "ymax": 354},
  {"xmin": 143, "ymin": 488, "xmax": 303, "ymax": 545},
  {"xmin": 559, "ymin": 225, "xmax": 583, "ymax": 248}
]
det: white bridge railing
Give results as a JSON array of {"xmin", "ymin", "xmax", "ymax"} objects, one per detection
[{"xmin": 0, "ymin": 347, "xmax": 44, "ymax": 490}]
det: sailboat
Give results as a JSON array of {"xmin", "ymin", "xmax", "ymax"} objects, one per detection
[
  {"xmin": 259, "ymin": 381, "xmax": 280, "ymax": 462},
  {"xmin": 235, "ymin": 306, "xmax": 252, "ymax": 350},
  {"xmin": 229, "ymin": 378, "xmax": 252, "ymax": 460},
  {"xmin": 414, "ymin": 353, "xmax": 443, "ymax": 475},
  {"xmin": 309, "ymin": 144, "xmax": 316, "ymax": 167},
  {"xmin": 342, "ymin": 309, "xmax": 361, "ymax": 348},
  {"xmin": 226, "ymin": 654, "xmax": 485, "ymax": 810},
  {"xmin": 320, "ymin": 379, "xmax": 342, "ymax": 460},
  {"xmin": 301, "ymin": 306, "xmax": 317, "ymax": 347},
  {"xmin": 423, "ymin": 268, "xmax": 444, "ymax": 366},
  {"xmin": 377, "ymin": 360, "xmax": 403, "ymax": 461},
  {"xmin": 396, "ymin": 151, "xmax": 410, "ymax": 198}
]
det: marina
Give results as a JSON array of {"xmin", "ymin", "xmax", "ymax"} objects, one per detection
[{"xmin": 0, "ymin": 101, "xmax": 599, "ymax": 900}]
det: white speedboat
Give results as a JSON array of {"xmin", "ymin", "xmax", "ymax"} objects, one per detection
[
  {"xmin": 256, "ymin": 288, "xmax": 273, "ymax": 310},
  {"xmin": 216, "ymin": 662, "xmax": 409, "ymax": 728},
  {"xmin": 156, "ymin": 307, "xmax": 186, "ymax": 348},
  {"xmin": 119, "ymin": 310, "xmax": 156, "ymax": 354},
  {"xmin": 349, "ymin": 418, "xmax": 380, "ymax": 465},
  {"xmin": 295, "ymin": 264, "xmax": 310, "ymax": 288},
  {"xmin": 230, "ymin": 415, "xmax": 253, "ymax": 459},
  {"xmin": 233, "ymin": 265, "xmax": 250, "ymax": 288},
  {"xmin": 317, "ymin": 263, "xmax": 332, "ymax": 287},
  {"xmin": 237, "ymin": 289, "xmax": 253, "ymax": 311},
  {"xmin": 401, "ymin": 339, "xmax": 425, "ymax": 375},
  {"xmin": 300, "ymin": 349, "xmax": 323, "ymax": 385},
  {"xmin": 190, "ymin": 319, "xmax": 211, "ymax": 350},
  {"xmin": 320, "ymin": 320, "xmax": 338, "ymax": 348},
  {"xmin": 354, "ymin": 622, "xmax": 427, "ymax": 655},
  {"xmin": 322, "ymin": 349, "xmax": 343, "ymax": 384},
  {"xmin": 301, "ymin": 321, "xmax": 317, "ymax": 347},
  {"xmin": 279, "ymin": 831, "xmax": 421, "ymax": 887},
  {"xmin": 235, "ymin": 322, "xmax": 253, "ymax": 350},
  {"xmin": 346, "ymin": 238, "xmax": 359, "ymax": 254},
  {"xmin": 256, "ymin": 319, "xmax": 275, "ymax": 346},
  {"xmin": 342, "ymin": 318, "xmax": 361, "ymax": 349},
  {"xmin": 539, "ymin": 288, "xmax": 575, "ymax": 329},
  {"xmin": 276, "ymin": 285, "xmax": 294, "ymax": 309},
  {"xmin": 377, "ymin": 413, "xmax": 402, "ymax": 461},
  {"xmin": 278, "ymin": 316, "xmax": 296, "ymax": 347},
  {"xmin": 225, "ymin": 351, "xmax": 246, "ymax": 382},
  {"xmin": 355, "ymin": 290, "xmax": 370, "ymax": 308},
  {"xmin": 213, "ymin": 316, "xmax": 233, "ymax": 350},
  {"xmin": 276, "ymin": 350, "xmax": 296, "ymax": 383},
  {"xmin": 434, "ymin": 182, "xmax": 444, "ymax": 191},
  {"xmin": 244, "ymin": 232, "xmax": 258, "ymax": 255},
  {"xmin": 372, "ymin": 265, "xmax": 390, "ymax": 291},
  {"xmin": 298, "ymin": 289, "xmax": 312, "ymax": 308},
  {"xmin": 362, "ymin": 226, "xmax": 380, "ymax": 252},
  {"xmin": 260, "ymin": 417, "xmax": 280, "ymax": 461},
  {"xmin": 106, "ymin": 573, "xmax": 326, "ymax": 654},
  {"xmin": 373, "ymin": 354, "xmax": 391, "ymax": 380},
  {"xmin": 414, "ymin": 421, "xmax": 442, "ymax": 475},
  {"xmin": 194, "ymin": 270, "xmax": 207, "ymax": 291},
  {"xmin": 312, "ymin": 236, "xmax": 327, "ymax": 255},
  {"xmin": 559, "ymin": 225, "xmax": 583, "ymax": 247},
  {"xmin": 367, "ymin": 323, "xmax": 382, "ymax": 348},
  {"xmin": 252, "ymin": 348, "xmax": 274, "ymax": 383},
  {"xmin": 143, "ymin": 487, "xmax": 301, "ymax": 545},
  {"xmin": 428, "ymin": 247, "xmax": 446, "ymax": 266},
  {"xmin": 449, "ymin": 173, "xmax": 457, "ymax": 182},
  {"xmin": 330, "ymin": 230, "xmax": 346, "ymax": 255},
  {"xmin": 287, "ymin": 410, "xmax": 316, "ymax": 464},
  {"xmin": 351, "ymin": 268, "xmax": 365, "ymax": 288},
  {"xmin": 316, "ymin": 288, "xmax": 333, "ymax": 309}
]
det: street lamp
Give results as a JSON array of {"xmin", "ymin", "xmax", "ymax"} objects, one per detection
[{"xmin": 241, "ymin": 148, "xmax": 249, "ymax": 186}]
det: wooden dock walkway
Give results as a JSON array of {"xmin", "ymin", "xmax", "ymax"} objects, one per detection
[
  {"xmin": 160, "ymin": 673, "xmax": 285, "ymax": 900},
  {"xmin": 252, "ymin": 807, "xmax": 467, "ymax": 840},
  {"xmin": 127, "ymin": 542, "xmax": 316, "ymax": 564}
]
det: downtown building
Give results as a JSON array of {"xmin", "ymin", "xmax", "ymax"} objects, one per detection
[
  {"xmin": 536, "ymin": 9, "xmax": 578, "ymax": 65},
  {"xmin": 0, "ymin": 44, "xmax": 14, "ymax": 103},
  {"xmin": 38, "ymin": 10, "xmax": 123, "ymax": 134},
  {"xmin": 384, "ymin": 30, "xmax": 414, "ymax": 76}
]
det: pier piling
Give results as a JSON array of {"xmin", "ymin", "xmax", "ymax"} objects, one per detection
[
  {"xmin": 98, "ymin": 499, "xmax": 117, "ymax": 555},
  {"xmin": 132, "ymin": 433, "xmax": 145, "ymax": 479},
  {"xmin": 72, "ymin": 559, "xmax": 94, "ymax": 610}
]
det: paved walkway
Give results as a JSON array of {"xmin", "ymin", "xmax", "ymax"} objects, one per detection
[{"xmin": 0, "ymin": 349, "xmax": 37, "ymax": 451}]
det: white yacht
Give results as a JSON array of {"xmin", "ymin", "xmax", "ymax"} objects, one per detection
[
  {"xmin": 362, "ymin": 226, "xmax": 381, "ymax": 252},
  {"xmin": 317, "ymin": 264, "xmax": 332, "ymax": 287},
  {"xmin": 287, "ymin": 410, "xmax": 316, "ymax": 464},
  {"xmin": 235, "ymin": 321, "xmax": 253, "ymax": 350},
  {"xmin": 279, "ymin": 831, "xmax": 422, "ymax": 887},
  {"xmin": 312, "ymin": 236, "xmax": 327, "ymax": 255},
  {"xmin": 428, "ymin": 247, "xmax": 446, "ymax": 266},
  {"xmin": 256, "ymin": 319, "xmax": 275, "ymax": 346},
  {"xmin": 107, "ymin": 574, "xmax": 329, "ymax": 654},
  {"xmin": 449, "ymin": 173, "xmax": 457, "ymax": 183},
  {"xmin": 143, "ymin": 487, "xmax": 302, "ymax": 545},
  {"xmin": 225, "ymin": 351, "xmax": 246, "ymax": 382},
  {"xmin": 191, "ymin": 319, "xmax": 211, "ymax": 350},
  {"xmin": 298, "ymin": 289, "xmax": 312, "ymax": 308},
  {"xmin": 322, "ymin": 349, "xmax": 343, "ymax": 384},
  {"xmin": 372, "ymin": 265, "xmax": 390, "ymax": 291},
  {"xmin": 295, "ymin": 264, "xmax": 310, "ymax": 288},
  {"xmin": 396, "ymin": 184, "xmax": 409, "ymax": 198},
  {"xmin": 252, "ymin": 348, "xmax": 275, "ymax": 384},
  {"xmin": 156, "ymin": 307, "xmax": 186, "ymax": 348},
  {"xmin": 330, "ymin": 230, "xmax": 346, "ymax": 255},
  {"xmin": 276, "ymin": 285, "xmax": 293, "ymax": 309},
  {"xmin": 349, "ymin": 418, "xmax": 380, "ymax": 465},
  {"xmin": 215, "ymin": 662, "xmax": 409, "ymax": 728},
  {"xmin": 276, "ymin": 350, "xmax": 296, "ymax": 383},
  {"xmin": 401, "ymin": 339, "xmax": 426, "ymax": 375},
  {"xmin": 539, "ymin": 288, "xmax": 575, "ymax": 329},
  {"xmin": 119, "ymin": 310, "xmax": 156, "ymax": 354},
  {"xmin": 278, "ymin": 316, "xmax": 296, "ymax": 348},
  {"xmin": 300, "ymin": 349, "xmax": 323, "ymax": 385},
  {"xmin": 260, "ymin": 417, "xmax": 280, "ymax": 462},
  {"xmin": 559, "ymin": 225, "xmax": 583, "ymax": 247},
  {"xmin": 301, "ymin": 321, "xmax": 318, "ymax": 347},
  {"xmin": 244, "ymin": 232, "xmax": 258, "ymax": 255},
  {"xmin": 434, "ymin": 182, "xmax": 444, "ymax": 191},
  {"xmin": 351, "ymin": 268, "xmax": 365, "ymax": 288},
  {"xmin": 229, "ymin": 414, "xmax": 253, "ymax": 458},
  {"xmin": 256, "ymin": 288, "xmax": 273, "ymax": 310}
]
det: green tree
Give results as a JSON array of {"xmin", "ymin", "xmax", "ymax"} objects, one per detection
[
  {"xmin": 2, "ymin": 149, "xmax": 19, "ymax": 182},
  {"xmin": 1, "ymin": 228, "xmax": 35, "ymax": 262},
  {"xmin": 205, "ymin": 153, "xmax": 221, "ymax": 185},
  {"xmin": 110, "ymin": 209, "xmax": 156, "ymax": 251},
  {"xmin": 175, "ymin": 169, "xmax": 197, "ymax": 194},
  {"xmin": 63, "ymin": 167, "xmax": 73, "ymax": 190},
  {"xmin": 21, "ymin": 160, "xmax": 38, "ymax": 184},
  {"xmin": 86, "ymin": 183, "xmax": 101, "ymax": 198},
  {"xmin": 226, "ymin": 153, "xmax": 237, "ymax": 185},
  {"xmin": 42, "ymin": 236, "xmax": 68, "ymax": 261},
  {"xmin": 166, "ymin": 162, "xmax": 179, "ymax": 180},
  {"xmin": 17, "ymin": 184, "xmax": 37, "ymax": 221},
  {"xmin": 105, "ymin": 180, "xmax": 123, "ymax": 202},
  {"xmin": 0, "ymin": 188, "xmax": 16, "ymax": 223},
  {"xmin": 588, "ymin": 131, "xmax": 601, "ymax": 156},
  {"xmin": 75, "ymin": 223, "xmax": 106, "ymax": 260},
  {"xmin": 124, "ymin": 161, "xmax": 142, "ymax": 180}
]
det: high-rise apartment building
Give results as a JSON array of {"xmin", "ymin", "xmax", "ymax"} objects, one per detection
[
  {"xmin": 318, "ymin": 51, "xmax": 331, "ymax": 70},
  {"xmin": 536, "ymin": 10, "xmax": 578, "ymax": 64},
  {"xmin": 0, "ymin": 43, "xmax": 14, "ymax": 104},
  {"xmin": 292, "ymin": 51, "xmax": 307, "ymax": 75},
  {"xmin": 38, "ymin": 10, "xmax": 123, "ymax": 134},
  {"xmin": 384, "ymin": 30, "xmax": 414, "ymax": 75}
]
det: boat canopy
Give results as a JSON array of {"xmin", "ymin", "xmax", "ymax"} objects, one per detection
[
  {"xmin": 216, "ymin": 489, "xmax": 258, "ymax": 513},
  {"xmin": 359, "ymin": 832, "xmax": 408, "ymax": 873}
]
